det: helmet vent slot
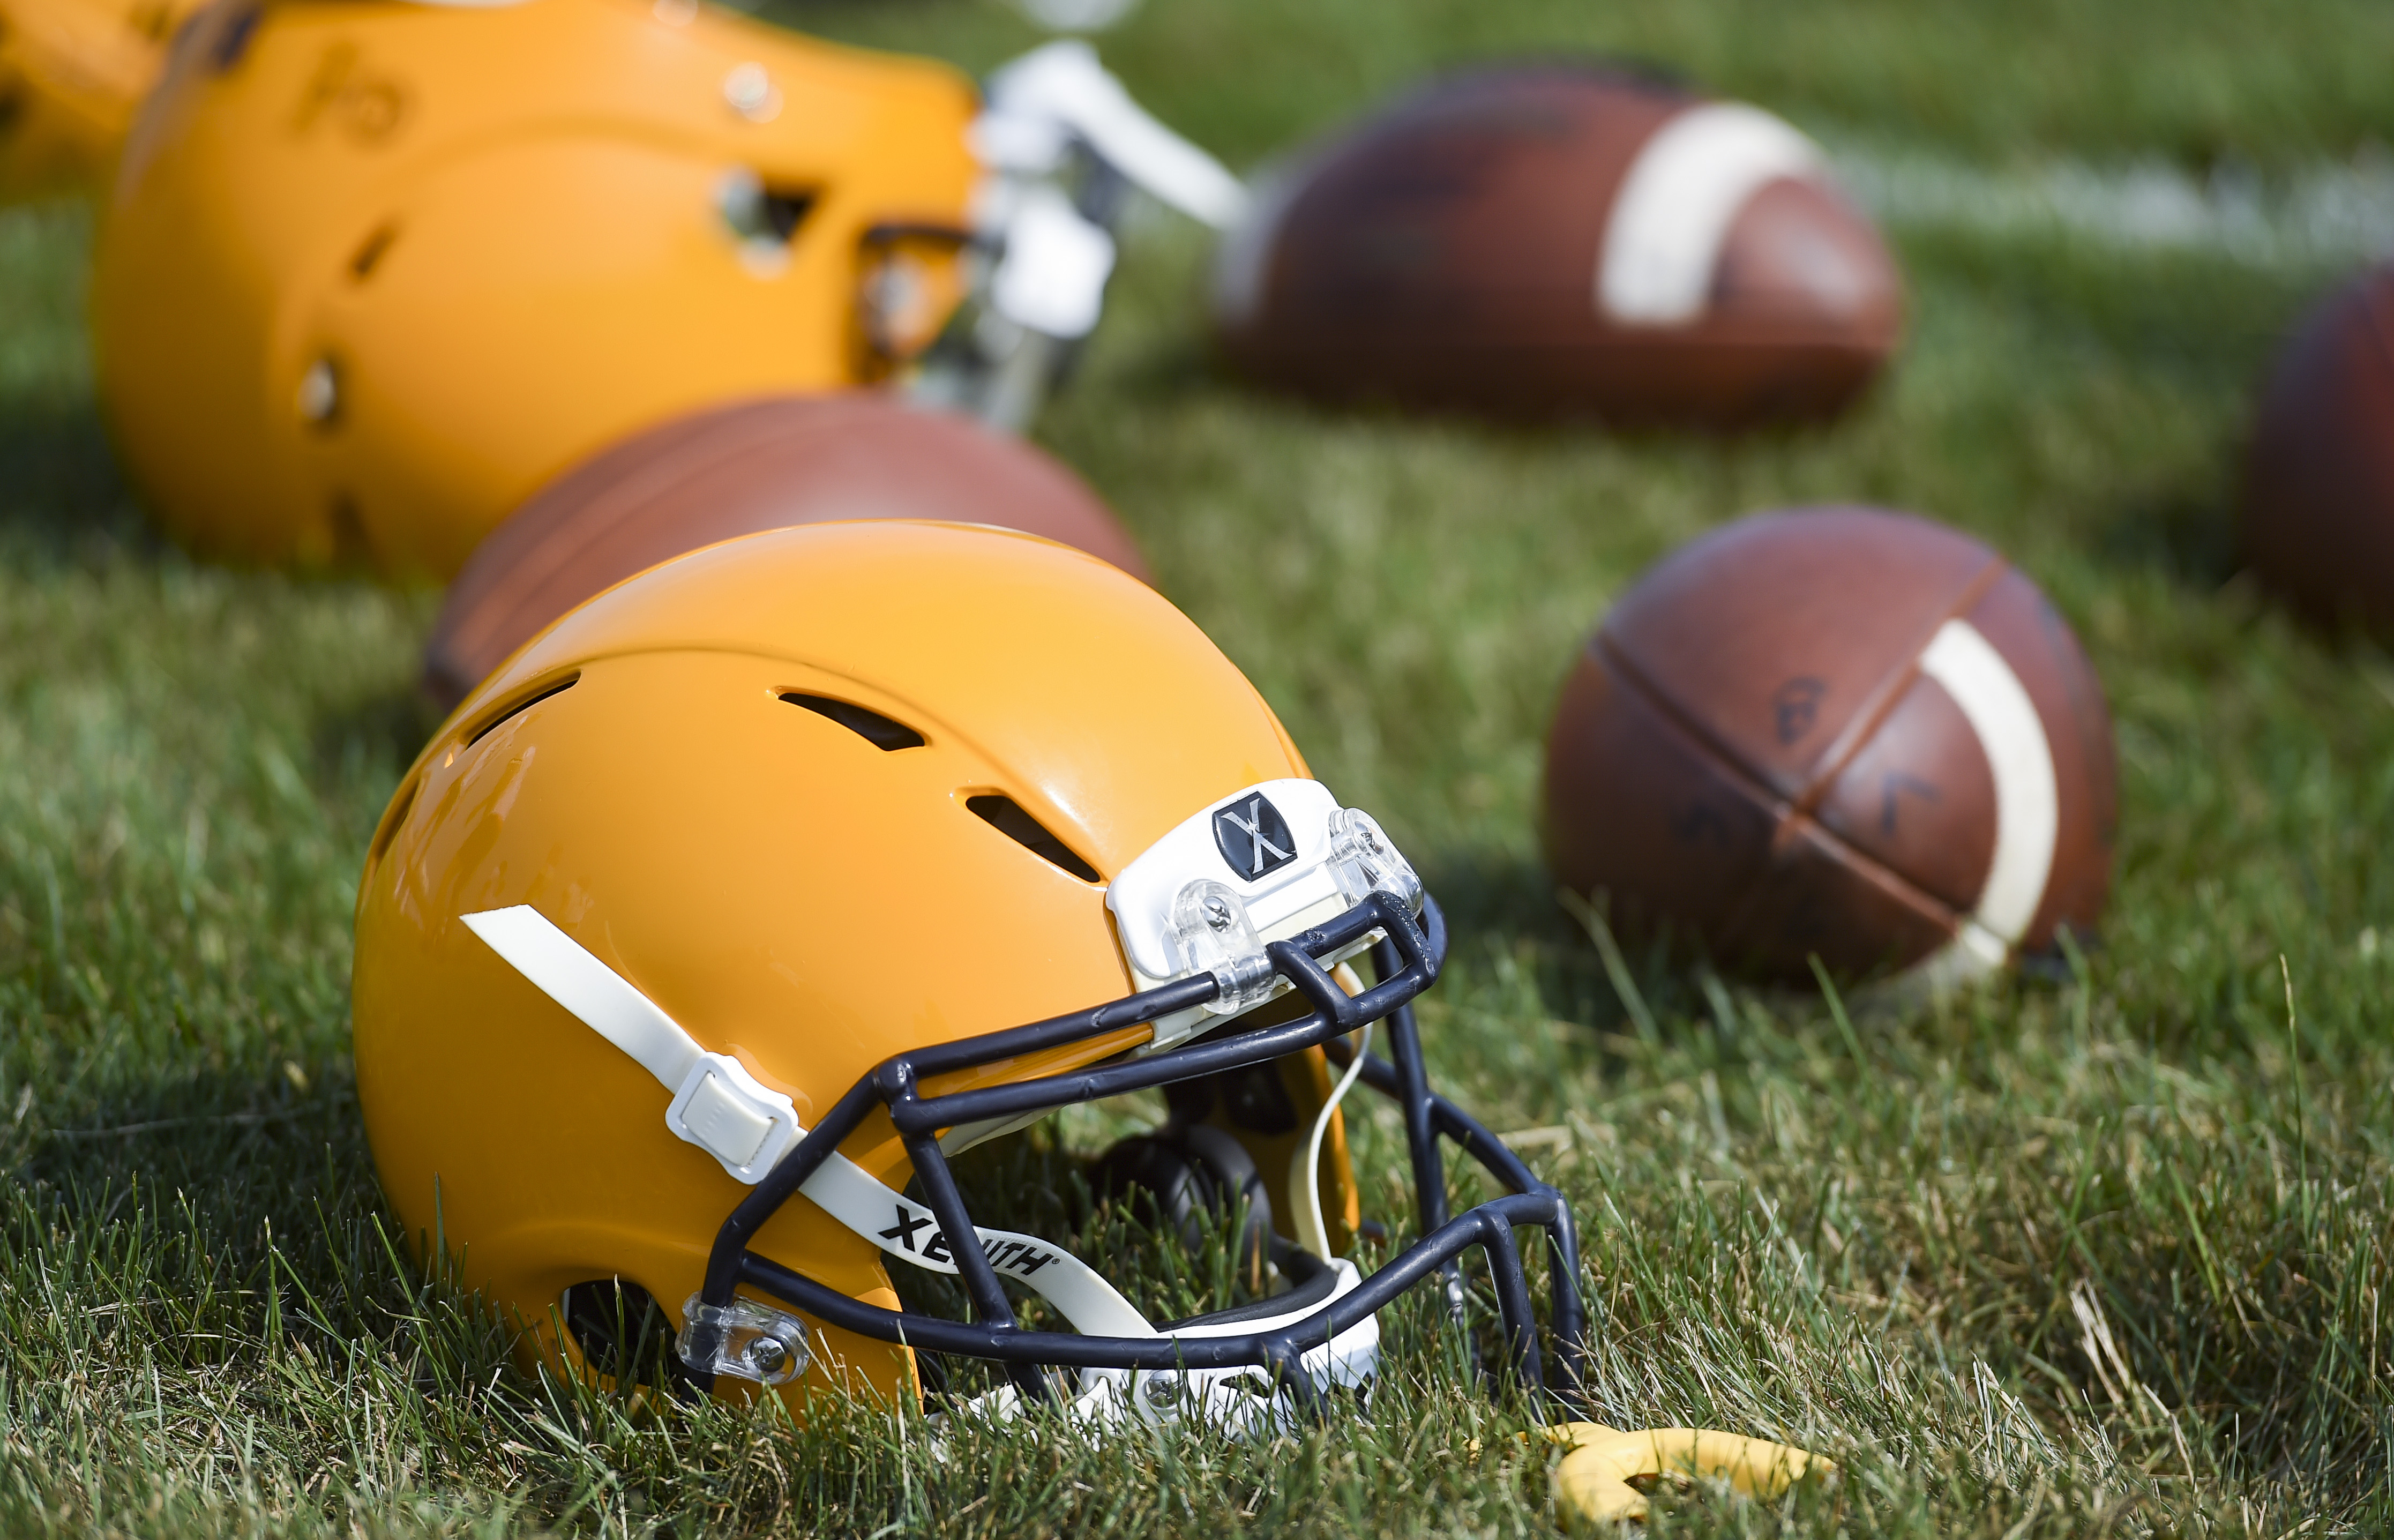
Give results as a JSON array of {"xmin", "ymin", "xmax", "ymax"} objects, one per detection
[
  {"xmin": 362, "ymin": 769, "xmax": 421, "ymax": 883},
  {"xmin": 719, "ymin": 171, "xmax": 818, "ymax": 247},
  {"xmin": 755, "ymin": 189, "xmax": 816, "ymax": 243},
  {"xmin": 464, "ymin": 672, "xmax": 580, "ymax": 747},
  {"xmin": 967, "ymin": 795, "xmax": 1102, "ymax": 883},
  {"xmin": 781, "ymin": 692, "xmax": 924, "ymax": 751},
  {"xmin": 349, "ymin": 222, "xmax": 399, "ymax": 281}
]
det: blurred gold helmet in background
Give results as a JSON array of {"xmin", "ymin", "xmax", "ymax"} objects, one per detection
[{"xmin": 91, "ymin": 0, "xmax": 977, "ymax": 578}]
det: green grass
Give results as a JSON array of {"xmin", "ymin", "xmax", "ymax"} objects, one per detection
[
  {"xmin": 8, "ymin": 0, "xmax": 2394, "ymax": 1532},
  {"xmin": 781, "ymin": 0, "xmax": 2394, "ymax": 170}
]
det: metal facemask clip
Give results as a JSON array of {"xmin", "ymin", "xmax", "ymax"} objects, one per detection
[
  {"xmin": 1171, "ymin": 880, "xmax": 1276, "ymax": 1015},
  {"xmin": 680, "ymin": 1294, "xmax": 812, "ymax": 1387},
  {"xmin": 1327, "ymin": 807, "xmax": 1423, "ymax": 918}
]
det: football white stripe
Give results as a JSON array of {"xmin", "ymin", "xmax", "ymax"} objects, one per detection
[
  {"xmin": 1596, "ymin": 102, "xmax": 1822, "ymax": 326},
  {"xmin": 1913, "ymin": 618, "xmax": 2060, "ymax": 983}
]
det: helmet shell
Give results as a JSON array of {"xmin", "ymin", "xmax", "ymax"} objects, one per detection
[
  {"xmin": 352, "ymin": 521, "xmax": 1312, "ymax": 1407},
  {"xmin": 92, "ymin": 0, "xmax": 977, "ymax": 577}
]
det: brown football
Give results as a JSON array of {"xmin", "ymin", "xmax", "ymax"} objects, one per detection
[
  {"xmin": 2242, "ymin": 263, "xmax": 2394, "ymax": 637},
  {"xmin": 422, "ymin": 394, "xmax": 1155, "ymax": 708},
  {"xmin": 1209, "ymin": 65, "xmax": 1904, "ymax": 425},
  {"xmin": 1543, "ymin": 507, "xmax": 2116, "ymax": 985}
]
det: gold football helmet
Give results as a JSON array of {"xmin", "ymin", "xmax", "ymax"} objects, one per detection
[
  {"xmin": 91, "ymin": 0, "xmax": 979, "ymax": 577},
  {"xmin": 352, "ymin": 521, "xmax": 1587, "ymax": 1426}
]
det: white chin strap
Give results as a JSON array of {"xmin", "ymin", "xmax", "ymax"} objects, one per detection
[{"xmin": 461, "ymin": 904, "xmax": 1377, "ymax": 1428}]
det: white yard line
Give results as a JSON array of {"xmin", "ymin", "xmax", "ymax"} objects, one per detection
[{"xmin": 1827, "ymin": 143, "xmax": 2394, "ymax": 266}]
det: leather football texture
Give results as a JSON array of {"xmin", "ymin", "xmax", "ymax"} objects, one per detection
[
  {"xmin": 1209, "ymin": 64, "xmax": 1904, "ymax": 425},
  {"xmin": 1543, "ymin": 506, "xmax": 2115, "ymax": 984},
  {"xmin": 2242, "ymin": 263, "xmax": 2394, "ymax": 638},
  {"xmin": 423, "ymin": 394, "xmax": 1154, "ymax": 708}
]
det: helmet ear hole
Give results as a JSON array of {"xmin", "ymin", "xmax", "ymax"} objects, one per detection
[
  {"xmin": 1087, "ymin": 1125, "xmax": 1271, "ymax": 1279},
  {"xmin": 560, "ymin": 1277, "xmax": 686, "ymax": 1391},
  {"xmin": 1086, "ymin": 1134, "xmax": 1205, "ymax": 1241}
]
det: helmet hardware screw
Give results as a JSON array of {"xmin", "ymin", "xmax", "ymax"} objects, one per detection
[
  {"xmin": 745, "ymin": 1336, "xmax": 789, "ymax": 1374},
  {"xmin": 296, "ymin": 357, "xmax": 340, "ymax": 427},
  {"xmin": 1203, "ymin": 895, "xmax": 1235, "ymax": 932},
  {"xmin": 722, "ymin": 62, "xmax": 782, "ymax": 123},
  {"xmin": 1142, "ymin": 1373, "xmax": 1181, "ymax": 1411}
]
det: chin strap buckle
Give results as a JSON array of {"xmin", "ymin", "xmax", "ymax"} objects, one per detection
[{"xmin": 665, "ymin": 1051, "xmax": 803, "ymax": 1185}]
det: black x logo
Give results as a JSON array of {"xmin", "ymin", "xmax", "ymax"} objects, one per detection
[
  {"xmin": 878, "ymin": 1206, "xmax": 934, "ymax": 1252},
  {"xmin": 1212, "ymin": 794, "xmax": 1296, "ymax": 879}
]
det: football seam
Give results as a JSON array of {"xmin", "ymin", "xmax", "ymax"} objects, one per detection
[
  {"xmin": 1588, "ymin": 632, "xmax": 1971, "ymax": 959},
  {"xmin": 1785, "ymin": 555, "xmax": 2010, "ymax": 818},
  {"xmin": 1589, "ymin": 549, "xmax": 2008, "ymax": 823}
]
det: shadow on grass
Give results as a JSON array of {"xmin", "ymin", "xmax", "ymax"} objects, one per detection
[
  {"xmin": 2099, "ymin": 480, "xmax": 2243, "ymax": 589},
  {"xmin": 1416, "ymin": 847, "xmax": 1577, "ymax": 947},
  {"xmin": 0, "ymin": 395, "xmax": 158, "ymax": 569},
  {"xmin": 1903, "ymin": 225, "xmax": 2342, "ymax": 381},
  {"xmin": 3, "ymin": 1052, "xmax": 385, "ymax": 1369},
  {"xmin": 13, "ymin": 1052, "xmax": 369, "ymax": 1204},
  {"xmin": 1413, "ymin": 846, "xmax": 1679, "ymax": 1039},
  {"xmin": 313, "ymin": 682, "xmax": 448, "ymax": 788}
]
